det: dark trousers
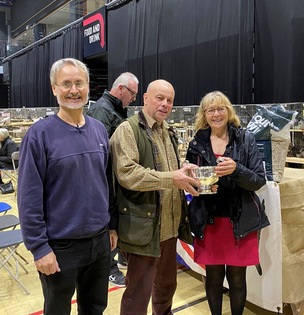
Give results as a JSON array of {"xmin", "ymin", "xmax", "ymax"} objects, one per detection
[
  {"xmin": 39, "ymin": 229, "xmax": 111, "ymax": 315},
  {"xmin": 120, "ymin": 237, "xmax": 177, "ymax": 315}
]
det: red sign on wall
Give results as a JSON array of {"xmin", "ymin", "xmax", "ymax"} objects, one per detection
[{"xmin": 82, "ymin": 6, "xmax": 106, "ymax": 58}]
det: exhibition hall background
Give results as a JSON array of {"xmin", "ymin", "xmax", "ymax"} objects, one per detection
[{"xmin": 3, "ymin": 0, "xmax": 304, "ymax": 108}]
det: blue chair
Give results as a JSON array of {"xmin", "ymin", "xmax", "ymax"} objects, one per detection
[
  {"xmin": 0, "ymin": 209, "xmax": 29, "ymax": 266},
  {"xmin": 0, "ymin": 214, "xmax": 20, "ymax": 231},
  {"xmin": 0, "ymin": 229, "xmax": 30, "ymax": 294},
  {"xmin": 0, "ymin": 202, "xmax": 12, "ymax": 215}
]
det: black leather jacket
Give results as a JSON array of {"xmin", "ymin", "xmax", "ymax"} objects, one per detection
[
  {"xmin": 86, "ymin": 90, "xmax": 127, "ymax": 137},
  {"xmin": 186, "ymin": 125, "xmax": 269, "ymax": 240}
]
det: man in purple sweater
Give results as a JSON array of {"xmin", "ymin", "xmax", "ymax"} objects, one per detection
[{"xmin": 18, "ymin": 58, "xmax": 117, "ymax": 315}]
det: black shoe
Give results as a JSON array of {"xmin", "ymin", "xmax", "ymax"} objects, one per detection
[
  {"xmin": 109, "ymin": 269, "xmax": 126, "ymax": 287},
  {"xmin": 0, "ymin": 181, "xmax": 14, "ymax": 194}
]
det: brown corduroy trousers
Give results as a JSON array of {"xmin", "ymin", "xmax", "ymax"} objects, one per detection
[{"xmin": 120, "ymin": 237, "xmax": 178, "ymax": 315}]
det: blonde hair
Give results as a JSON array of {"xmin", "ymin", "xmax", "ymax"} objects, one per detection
[{"xmin": 195, "ymin": 91, "xmax": 240, "ymax": 130}]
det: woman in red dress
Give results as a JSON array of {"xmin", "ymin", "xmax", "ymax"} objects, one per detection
[{"xmin": 186, "ymin": 91, "xmax": 269, "ymax": 315}]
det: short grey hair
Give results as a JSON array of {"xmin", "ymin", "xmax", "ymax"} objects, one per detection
[
  {"xmin": 112, "ymin": 72, "xmax": 139, "ymax": 88},
  {"xmin": 50, "ymin": 58, "xmax": 90, "ymax": 85},
  {"xmin": 0, "ymin": 128, "xmax": 10, "ymax": 139}
]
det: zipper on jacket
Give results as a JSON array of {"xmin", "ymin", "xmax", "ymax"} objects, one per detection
[{"xmin": 250, "ymin": 192, "xmax": 262, "ymax": 225}]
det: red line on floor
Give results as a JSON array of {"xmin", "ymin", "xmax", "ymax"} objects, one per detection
[{"xmin": 109, "ymin": 285, "xmax": 123, "ymax": 292}]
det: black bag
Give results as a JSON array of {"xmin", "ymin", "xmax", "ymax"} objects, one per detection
[{"xmin": 0, "ymin": 181, "xmax": 15, "ymax": 194}]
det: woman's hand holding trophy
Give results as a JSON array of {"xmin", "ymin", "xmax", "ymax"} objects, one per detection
[{"xmin": 183, "ymin": 160, "xmax": 219, "ymax": 195}]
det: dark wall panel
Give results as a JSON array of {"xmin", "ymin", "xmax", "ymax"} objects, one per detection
[
  {"xmin": 9, "ymin": 22, "xmax": 83, "ymax": 108},
  {"xmin": 255, "ymin": 0, "xmax": 304, "ymax": 103},
  {"xmin": 0, "ymin": 85, "xmax": 9, "ymax": 108},
  {"xmin": 8, "ymin": 0, "xmax": 304, "ymax": 107},
  {"xmin": 107, "ymin": 0, "xmax": 254, "ymax": 105}
]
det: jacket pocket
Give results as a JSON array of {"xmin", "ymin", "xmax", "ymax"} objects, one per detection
[
  {"xmin": 118, "ymin": 202, "xmax": 157, "ymax": 246},
  {"xmin": 234, "ymin": 191, "xmax": 270, "ymax": 239}
]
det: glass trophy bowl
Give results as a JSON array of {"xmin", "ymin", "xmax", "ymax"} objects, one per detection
[{"xmin": 193, "ymin": 166, "xmax": 219, "ymax": 194}]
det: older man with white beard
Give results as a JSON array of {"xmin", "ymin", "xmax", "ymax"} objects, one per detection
[{"xmin": 18, "ymin": 58, "xmax": 117, "ymax": 315}]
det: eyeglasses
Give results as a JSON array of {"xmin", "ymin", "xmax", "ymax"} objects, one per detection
[
  {"xmin": 123, "ymin": 85, "xmax": 137, "ymax": 99},
  {"xmin": 55, "ymin": 81, "xmax": 87, "ymax": 91},
  {"xmin": 205, "ymin": 106, "xmax": 227, "ymax": 115}
]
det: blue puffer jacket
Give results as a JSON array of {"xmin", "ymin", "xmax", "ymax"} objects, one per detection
[{"xmin": 186, "ymin": 124, "xmax": 270, "ymax": 240}]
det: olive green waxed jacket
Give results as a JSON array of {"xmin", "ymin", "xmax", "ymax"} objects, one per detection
[{"xmin": 116, "ymin": 111, "xmax": 193, "ymax": 257}]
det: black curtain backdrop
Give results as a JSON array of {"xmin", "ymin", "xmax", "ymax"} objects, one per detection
[
  {"xmin": 6, "ymin": 0, "xmax": 304, "ymax": 108},
  {"xmin": 9, "ymin": 22, "xmax": 83, "ymax": 108},
  {"xmin": 107, "ymin": 0, "xmax": 254, "ymax": 105},
  {"xmin": 255, "ymin": 0, "xmax": 304, "ymax": 103}
]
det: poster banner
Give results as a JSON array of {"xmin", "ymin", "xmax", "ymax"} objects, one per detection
[{"xmin": 82, "ymin": 6, "xmax": 106, "ymax": 58}]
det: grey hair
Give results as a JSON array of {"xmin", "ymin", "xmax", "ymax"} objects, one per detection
[
  {"xmin": 0, "ymin": 128, "xmax": 10, "ymax": 139},
  {"xmin": 50, "ymin": 58, "xmax": 90, "ymax": 84},
  {"xmin": 111, "ymin": 72, "xmax": 139, "ymax": 88}
]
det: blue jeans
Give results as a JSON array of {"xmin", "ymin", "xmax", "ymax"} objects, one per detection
[{"xmin": 39, "ymin": 228, "xmax": 111, "ymax": 315}]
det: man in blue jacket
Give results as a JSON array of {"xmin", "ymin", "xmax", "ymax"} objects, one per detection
[{"xmin": 18, "ymin": 58, "xmax": 116, "ymax": 315}]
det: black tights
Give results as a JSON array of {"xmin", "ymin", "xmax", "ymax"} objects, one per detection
[{"xmin": 205, "ymin": 265, "xmax": 247, "ymax": 315}]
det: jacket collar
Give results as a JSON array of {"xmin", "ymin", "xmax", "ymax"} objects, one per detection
[
  {"xmin": 102, "ymin": 90, "xmax": 127, "ymax": 117},
  {"xmin": 191, "ymin": 124, "xmax": 244, "ymax": 164},
  {"xmin": 138, "ymin": 109, "xmax": 175, "ymax": 135},
  {"xmin": 194, "ymin": 124, "xmax": 243, "ymax": 146}
]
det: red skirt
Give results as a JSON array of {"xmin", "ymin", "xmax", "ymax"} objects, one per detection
[{"xmin": 194, "ymin": 217, "xmax": 259, "ymax": 266}]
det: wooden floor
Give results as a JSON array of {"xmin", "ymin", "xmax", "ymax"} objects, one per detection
[{"xmin": 0, "ymin": 191, "xmax": 294, "ymax": 315}]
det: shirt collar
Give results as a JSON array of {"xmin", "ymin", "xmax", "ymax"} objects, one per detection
[{"xmin": 142, "ymin": 109, "xmax": 169, "ymax": 130}]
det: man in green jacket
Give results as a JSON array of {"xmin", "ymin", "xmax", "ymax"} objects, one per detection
[{"xmin": 110, "ymin": 79, "xmax": 199, "ymax": 315}]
